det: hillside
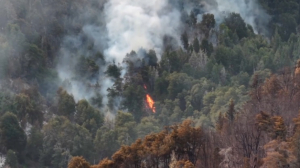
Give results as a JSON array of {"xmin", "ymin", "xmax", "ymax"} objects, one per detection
[{"xmin": 0, "ymin": 0, "xmax": 299, "ymax": 168}]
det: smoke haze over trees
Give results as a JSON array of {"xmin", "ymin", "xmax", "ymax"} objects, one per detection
[{"xmin": 0, "ymin": 0, "xmax": 300, "ymax": 167}]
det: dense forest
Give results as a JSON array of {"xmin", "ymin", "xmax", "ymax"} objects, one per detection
[{"xmin": 0, "ymin": 0, "xmax": 300, "ymax": 167}]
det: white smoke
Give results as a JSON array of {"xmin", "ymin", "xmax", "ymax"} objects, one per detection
[
  {"xmin": 57, "ymin": 0, "xmax": 182, "ymax": 109},
  {"xmin": 104, "ymin": 0, "xmax": 182, "ymax": 63},
  {"xmin": 198, "ymin": 0, "xmax": 270, "ymax": 34},
  {"xmin": 56, "ymin": 0, "xmax": 270, "ymax": 110}
]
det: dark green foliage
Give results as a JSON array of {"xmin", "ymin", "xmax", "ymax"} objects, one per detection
[
  {"xmin": 5, "ymin": 150, "xmax": 19, "ymax": 168},
  {"xmin": 277, "ymin": 14, "xmax": 298, "ymax": 41},
  {"xmin": 37, "ymin": 68, "xmax": 59, "ymax": 98},
  {"xmin": 154, "ymin": 74, "xmax": 169, "ymax": 100},
  {"xmin": 224, "ymin": 13, "xmax": 248, "ymax": 40},
  {"xmin": 167, "ymin": 72, "xmax": 193, "ymax": 100},
  {"xmin": 181, "ymin": 31, "xmax": 189, "ymax": 50},
  {"xmin": 0, "ymin": 91, "xmax": 15, "ymax": 117},
  {"xmin": 226, "ymin": 99, "xmax": 235, "ymax": 122},
  {"xmin": 163, "ymin": 35, "xmax": 177, "ymax": 51},
  {"xmin": 76, "ymin": 56, "xmax": 99, "ymax": 79},
  {"xmin": 71, "ymin": 125, "xmax": 94, "ymax": 160},
  {"xmin": 115, "ymin": 111, "xmax": 137, "ymax": 145},
  {"xmin": 199, "ymin": 14, "xmax": 216, "ymax": 37},
  {"xmin": 106, "ymin": 64, "xmax": 121, "ymax": 79},
  {"xmin": 213, "ymin": 45, "xmax": 244, "ymax": 74},
  {"xmin": 218, "ymin": 23, "xmax": 238, "ymax": 47},
  {"xmin": 200, "ymin": 39, "xmax": 214, "ymax": 56},
  {"xmin": 41, "ymin": 116, "xmax": 94, "ymax": 167},
  {"xmin": 57, "ymin": 88, "xmax": 76, "ymax": 120},
  {"xmin": 230, "ymin": 72, "xmax": 250, "ymax": 86},
  {"xmin": 21, "ymin": 43, "xmax": 46, "ymax": 79},
  {"xmin": 160, "ymin": 51, "xmax": 182, "ymax": 73},
  {"xmin": 26, "ymin": 127, "xmax": 43, "ymax": 161},
  {"xmin": 75, "ymin": 99, "xmax": 104, "ymax": 136},
  {"xmin": 122, "ymin": 85, "xmax": 145, "ymax": 121},
  {"xmin": 193, "ymin": 38, "xmax": 200, "ymax": 53},
  {"xmin": 190, "ymin": 11, "xmax": 197, "ymax": 26},
  {"xmin": 201, "ymin": 14, "xmax": 215, "ymax": 29},
  {"xmin": 259, "ymin": 0, "xmax": 299, "ymax": 40},
  {"xmin": 107, "ymin": 78, "xmax": 123, "ymax": 110},
  {"xmin": 0, "ymin": 53, "xmax": 8, "ymax": 79},
  {"xmin": 181, "ymin": 63, "xmax": 196, "ymax": 77},
  {"xmin": 0, "ymin": 112, "xmax": 27, "ymax": 152},
  {"xmin": 94, "ymin": 126, "xmax": 119, "ymax": 159},
  {"xmin": 136, "ymin": 116, "xmax": 160, "ymax": 138},
  {"xmin": 14, "ymin": 92, "xmax": 44, "ymax": 128},
  {"xmin": 90, "ymin": 93, "xmax": 103, "ymax": 109},
  {"xmin": 147, "ymin": 49, "xmax": 158, "ymax": 66},
  {"xmin": 94, "ymin": 52, "xmax": 105, "ymax": 61},
  {"xmin": 190, "ymin": 79, "xmax": 215, "ymax": 111},
  {"xmin": 214, "ymin": 46, "xmax": 232, "ymax": 68}
]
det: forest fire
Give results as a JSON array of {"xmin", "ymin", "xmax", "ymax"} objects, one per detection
[{"xmin": 146, "ymin": 94, "xmax": 156, "ymax": 113}]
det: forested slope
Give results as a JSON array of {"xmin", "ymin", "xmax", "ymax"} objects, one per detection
[{"xmin": 0, "ymin": 0, "xmax": 299, "ymax": 168}]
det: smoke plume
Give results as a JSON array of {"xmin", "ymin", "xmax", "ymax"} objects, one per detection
[
  {"xmin": 56, "ymin": 0, "xmax": 270, "ymax": 111},
  {"xmin": 57, "ymin": 0, "xmax": 182, "ymax": 110},
  {"xmin": 104, "ymin": 0, "xmax": 182, "ymax": 63},
  {"xmin": 197, "ymin": 0, "xmax": 270, "ymax": 34}
]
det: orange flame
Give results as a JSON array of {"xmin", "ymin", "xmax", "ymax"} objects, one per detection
[
  {"xmin": 146, "ymin": 94, "xmax": 156, "ymax": 113},
  {"xmin": 143, "ymin": 84, "xmax": 147, "ymax": 90}
]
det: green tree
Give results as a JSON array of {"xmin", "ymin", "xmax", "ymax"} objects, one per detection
[
  {"xmin": 154, "ymin": 72, "xmax": 169, "ymax": 100},
  {"xmin": 106, "ymin": 64, "xmax": 121, "ymax": 79},
  {"xmin": 190, "ymin": 11, "xmax": 197, "ymax": 26},
  {"xmin": 147, "ymin": 49, "xmax": 158, "ymax": 66},
  {"xmin": 190, "ymin": 79, "xmax": 214, "ymax": 111},
  {"xmin": 170, "ymin": 105, "xmax": 184, "ymax": 123},
  {"xmin": 72, "ymin": 125, "xmax": 94, "ymax": 161},
  {"xmin": 115, "ymin": 111, "xmax": 137, "ymax": 145},
  {"xmin": 41, "ymin": 116, "xmax": 72, "ymax": 167},
  {"xmin": 224, "ymin": 13, "xmax": 248, "ymax": 40},
  {"xmin": 57, "ymin": 88, "xmax": 76, "ymax": 120},
  {"xmin": 230, "ymin": 72, "xmax": 250, "ymax": 87},
  {"xmin": 218, "ymin": 23, "xmax": 237, "ymax": 47},
  {"xmin": 26, "ymin": 127, "xmax": 43, "ymax": 162},
  {"xmin": 226, "ymin": 99, "xmax": 235, "ymax": 122},
  {"xmin": 14, "ymin": 93, "xmax": 43, "ymax": 128},
  {"xmin": 200, "ymin": 39, "xmax": 214, "ymax": 56},
  {"xmin": 41, "ymin": 116, "xmax": 93, "ymax": 167},
  {"xmin": 181, "ymin": 31, "xmax": 189, "ymax": 51},
  {"xmin": 0, "ymin": 91, "xmax": 15, "ymax": 117},
  {"xmin": 167, "ymin": 72, "xmax": 194, "ymax": 100},
  {"xmin": 5, "ymin": 150, "xmax": 18, "ymax": 168},
  {"xmin": 75, "ymin": 99, "xmax": 104, "ymax": 136},
  {"xmin": 94, "ymin": 126, "xmax": 119, "ymax": 159},
  {"xmin": 157, "ymin": 100, "xmax": 175, "ymax": 126},
  {"xmin": 0, "ymin": 112, "xmax": 26, "ymax": 152},
  {"xmin": 21, "ymin": 43, "xmax": 46, "ymax": 79},
  {"xmin": 214, "ymin": 45, "xmax": 232, "ymax": 68},
  {"xmin": 90, "ymin": 93, "xmax": 103, "ymax": 109},
  {"xmin": 75, "ymin": 56, "xmax": 99, "ymax": 79},
  {"xmin": 122, "ymin": 85, "xmax": 145, "ymax": 121},
  {"xmin": 199, "ymin": 13, "xmax": 216, "ymax": 38},
  {"xmin": 193, "ymin": 38, "xmax": 200, "ymax": 53},
  {"xmin": 160, "ymin": 51, "xmax": 182, "ymax": 73},
  {"xmin": 136, "ymin": 116, "xmax": 160, "ymax": 138}
]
